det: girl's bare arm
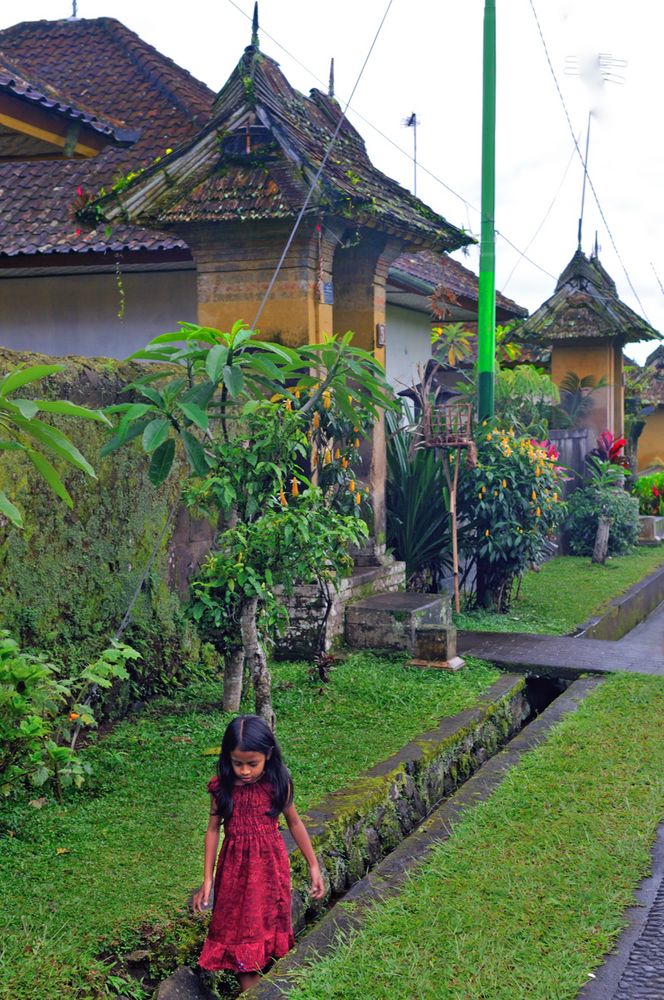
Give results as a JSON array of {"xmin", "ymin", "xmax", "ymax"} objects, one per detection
[
  {"xmin": 192, "ymin": 804, "xmax": 222, "ymax": 911},
  {"xmin": 283, "ymin": 802, "xmax": 325, "ymax": 899}
]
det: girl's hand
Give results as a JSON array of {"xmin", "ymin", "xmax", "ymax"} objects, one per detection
[
  {"xmin": 192, "ymin": 879, "xmax": 213, "ymax": 912},
  {"xmin": 309, "ymin": 863, "xmax": 325, "ymax": 900}
]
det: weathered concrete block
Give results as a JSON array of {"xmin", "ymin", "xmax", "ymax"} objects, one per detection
[
  {"xmin": 345, "ymin": 592, "xmax": 452, "ymax": 652},
  {"xmin": 638, "ymin": 515, "xmax": 664, "ymax": 545}
]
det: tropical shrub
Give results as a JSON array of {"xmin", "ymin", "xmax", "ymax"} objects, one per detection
[
  {"xmin": 631, "ymin": 471, "xmax": 664, "ymax": 516},
  {"xmin": 457, "ymin": 426, "xmax": 567, "ymax": 610},
  {"xmin": 551, "ymin": 371, "xmax": 607, "ymax": 429},
  {"xmin": 589, "ymin": 430, "xmax": 629, "ymax": 468},
  {"xmin": 565, "ymin": 488, "xmax": 639, "ymax": 556},
  {"xmin": 105, "ymin": 322, "xmax": 393, "ymax": 726},
  {"xmin": 451, "ymin": 363, "xmax": 558, "ymax": 438},
  {"xmin": 385, "ymin": 405, "xmax": 451, "ymax": 590},
  {"xmin": 0, "ymin": 632, "xmax": 139, "ymax": 800}
]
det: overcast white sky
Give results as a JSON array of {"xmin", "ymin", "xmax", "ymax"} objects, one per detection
[{"xmin": 3, "ymin": 0, "xmax": 663, "ymax": 362}]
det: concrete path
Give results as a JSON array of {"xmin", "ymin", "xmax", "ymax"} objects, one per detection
[
  {"xmin": 577, "ymin": 825, "xmax": 664, "ymax": 1000},
  {"xmin": 458, "ymin": 599, "xmax": 664, "ymax": 677}
]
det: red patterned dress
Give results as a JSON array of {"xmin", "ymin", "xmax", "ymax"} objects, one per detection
[{"xmin": 198, "ymin": 775, "xmax": 294, "ymax": 973}]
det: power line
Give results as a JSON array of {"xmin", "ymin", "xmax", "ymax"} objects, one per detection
[
  {"xmin": 226, "ymin": 0, "xmax": 557, "ymax": 285},
  {"xmin": 528, "ymin": 0, "xmax": 650, "ymax": 321},
  {"xmin": 502, "ymin": 135, "xmax": 579, "ymax": 292},
  {"xmin": 251, "ymin": 0, "xmax": 395, "ymax": 328}
]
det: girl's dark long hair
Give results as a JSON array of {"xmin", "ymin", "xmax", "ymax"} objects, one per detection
[{"xmin": 212, "ymin": 715, "xmax": 292, "ymax": 822}]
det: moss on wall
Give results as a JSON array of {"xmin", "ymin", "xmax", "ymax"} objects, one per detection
[{"xmin": 0, "ymin": 347, "xmax": 207, "ymax": 709}]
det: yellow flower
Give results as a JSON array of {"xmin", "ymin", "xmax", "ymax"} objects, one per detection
[
  {"xmin": 341, "ymin": 457, "xmax": 349, "ymax": 469},
  {"xmin": 478, "ymin": 492, "xmax": 483, "ymax": 500},
  {"xmin": 355, "ymin": 438, "xmax": 360, "ymax": 449},
  {"xmin": 323, "ymin": 389, "xmax": 332, "ymax": 410},
  {"xmin": 349, "ymin": 480, "xmax": 356, "ymax": 492},
  {"xmin": 535, "ymin": 467, "xmax": 540, "ymax": 477},
  {"xmin": 324, "ymin": 448, "xmax": 332, "ymax": 464},
  {"xmin": 536, "ymin": 506, "xmax": 541, "ymax": 517},
  {"xmin": 553, "ymin": 492, "xmax": 558, "ymax": 502},
  {"xmin": 295, "ymin": 389, "xmax": 301, "ymax": 399},
  {"xmin": 348, "ymin": 394, "xmax": 353, "ymax": 404},
  {"xmin": 531, "ymin": 490, "xmax": 537, "ymax": 501},
  {"xmin": 502, "ymin": 479, "xmax": 507, "ymax": 489},
  {"xmin": 494, "ymin": 490, "xmax": 498, "ymax": 496},
  {"xmin": 69, "ymin": 711, "xmax": 80, "ymax": 721},
  {"xmin": 279, "ymin": 489, "xmax": 288, "ymax": 507},
  {"xmin": 485, "ymin": 529, "xmax": 490, "ymax": 537},
  {"xmin": 486, "ymin": 433, "xmax": 492, "ymax": 441},
  {"xmin": 284, "ymin": 399, "xmax": 292, "ymax": 411},
  {"xmin": 481, "ymin": 485, "xmax": 486, "ymax": 494},
  {"xmin": 291, "ymin": 477, "xmax": 299, "ymax": 496},
  {"xmin": 482, "ymin": 420, "xmax": 488, "ymax": 427},
  {"xmin": 335, "ymin": 448, "xmax": 341, "ymax": 460},
  {"xmin": 355, "ymin": 491, "xmax": 361, "ymax": 505},
  {"xmin": 312, "ymin": 412, "xmax": 320, "ymax": 429}
]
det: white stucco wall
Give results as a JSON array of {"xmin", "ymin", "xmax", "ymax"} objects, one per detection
[
  {"xmin": 385, "ymin": 303, "xmax": 433, "ymax": 394},
  {"xmin": 0, "ymin": 268, "xmax": 197, "ymax": 359}
]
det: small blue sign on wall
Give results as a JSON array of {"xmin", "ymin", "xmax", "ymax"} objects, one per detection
[{"xmin": 323, "ymin": 282, "xmax": 334, "ymax": 305}]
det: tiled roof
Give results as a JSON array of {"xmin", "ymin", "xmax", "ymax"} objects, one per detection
[
  {"xmin": 520, "ymin": 249, "xmax": 661, "ymax": 345},
  {"xmin": 0, "ymin": 17, "xmax": 215, "ymax": 257},
  {"xmin": 0, "ymin": 57, "xmax": 138, "ymax": 146},
  {"xmin": 93, "ymin": 42, "xmax": 471, "ymax": 253},
  {"xmin": 389, "ymin": 249, "xmax": 527, "ymax": 320},
  {"xmin": 644, "ymin": 344, "xmax": 664, "ymax": 406}
]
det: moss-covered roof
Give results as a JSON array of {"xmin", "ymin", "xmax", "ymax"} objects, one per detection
[
  {"xmin": 519, "ymin": 249, "xmax": 661, "ymax": 346},
  {"xmin": 92, "ymin": 40, "xmax": 471, "ymax": 253}
]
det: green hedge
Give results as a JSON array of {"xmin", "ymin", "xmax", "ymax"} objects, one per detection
[
  {"xmin": 0, "ymin": 348, "xmax": 209, "ymax": 712},
  {"xmin": 565, "ymin": 486, "xmax": 639, "ymax": 556}
]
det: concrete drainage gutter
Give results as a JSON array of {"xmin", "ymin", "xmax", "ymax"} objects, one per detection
[
  {"xmin": 284, "ymin": 673, "xmax": 530, "ymax": 932},
  {"xmin": 153, "ymin": 674, "xmax": 534, "ymax": 998},
  {"xmin": 573, "ymin": 560, "xmax": 664, "ymax": 641},
  {"xmin": 251, "ymin": 677, "xmax": 602, "ymax": 999}
]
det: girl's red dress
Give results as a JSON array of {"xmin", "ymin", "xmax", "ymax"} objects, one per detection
[{"xmin": 198, "ymin": 775, "xmax": 294, "ymax": 973}]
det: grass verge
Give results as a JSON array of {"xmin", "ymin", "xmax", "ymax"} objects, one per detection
[
  {"xmin": 0, "ymin": 653, "xmax": 499, "ymax": 1000},
  {"xmin": 287, "ymin": 672, "xmax": 664, "ymax": 1000},
  {"xmin": 454, "ymin": 548, "xmax": 664, "ymax": 634}
]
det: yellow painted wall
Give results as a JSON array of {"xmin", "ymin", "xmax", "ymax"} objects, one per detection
[
  {"xmin": 639, "ymin": 408, "xmax": 664, "ymax": 470},
  {"xmin": 551, "ymin": 339, "xmax": 624, "ymax": 437}
]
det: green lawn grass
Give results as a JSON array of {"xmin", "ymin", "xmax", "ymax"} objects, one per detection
[
  {"xmin": 454, "ymin": 548, "xmax": 664, "ymax": 635},
  {"xmin": 0, "ymin": 654, "xmax": 499, "ymax": 1000},
  {"xmin": 287, "ymin": 672, "xmax": 664, "ymax": 1000}
]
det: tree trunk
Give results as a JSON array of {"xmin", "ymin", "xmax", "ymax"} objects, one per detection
[
  {"xmin": 239, "ymin": 596, "xmax": 275, "ymax": 730},
  {"xmin": 222, "ymin": 647, "xmax": 245, "ymax": 712},
  {"xmin": 592, "ymin": 515, "xmax": 611, "ymax": 564}
]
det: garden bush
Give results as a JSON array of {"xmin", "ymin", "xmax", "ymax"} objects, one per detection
[
  {"xmin": 632, "ymin": 470, "xmax": 664, "ymax": 516},
  {"xmin": 458, "ymin": 426, "xmax": 567, "ymax": 610},
  {"xmin": 0, "ymin": 630, "xmax": 138, "ymax": 800},
  {"xmin": 565, "ymin": 486, "xmax": 640, "ymax": 556}
]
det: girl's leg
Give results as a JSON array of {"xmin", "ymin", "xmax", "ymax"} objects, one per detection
[{"xmin": 238, "ymin": 971, "xmax": 260, "ymax": 993}]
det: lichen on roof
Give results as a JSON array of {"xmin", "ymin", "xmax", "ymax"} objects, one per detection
[
  {"xmin": 91, "ymin": 34, "xmax": 471, "ymax": 253},
  {"xmin": 520, "ymin": 249, "xmax": 661, "ymax": 345}
]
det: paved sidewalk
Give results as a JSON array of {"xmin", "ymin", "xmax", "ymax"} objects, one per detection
[
  {"xmin": 458, "ymin": 600, "xmax": 664, "ymax": 677},
  {"xmin": 577, "ymin": 825, "xmax": 664, "ymax": 1000}
]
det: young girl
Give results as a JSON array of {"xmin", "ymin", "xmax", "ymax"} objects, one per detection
[{"xmin": 192, "ymin": 715, "xmax": 324, "ymax": 993}]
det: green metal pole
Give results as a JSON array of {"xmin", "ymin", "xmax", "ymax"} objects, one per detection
[{"xmin": 477, "ymin": 0, "xmax": 496, "ymax": 421}]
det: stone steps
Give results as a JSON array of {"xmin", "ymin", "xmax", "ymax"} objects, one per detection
[{"xmin": 345, "ymin": 591, "xmax": 463, "ymax": 669}]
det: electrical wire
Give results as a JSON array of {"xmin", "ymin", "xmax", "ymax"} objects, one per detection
[
  {"xmin": 251, "ymin": 0, "xmax": 395, "ymax": 328},
  {"xmin": 226, "ymin": 0, "xmax": 557, "ymax": 285},
  {"xmin": 501, "ymin": 135, "xmax": 579, "ymax": 292},
  {"xmin": 528, "ymin": 0, "xmax": 651, "ymax": 321}
]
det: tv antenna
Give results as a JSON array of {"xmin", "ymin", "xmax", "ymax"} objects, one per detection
[
  {"xmin": 402, "ymin": 112, "xmax": 419, "ymax": 196},
  {"xmin": 564, "ymin": 53, "xmax": 626, "ymax": 251}
]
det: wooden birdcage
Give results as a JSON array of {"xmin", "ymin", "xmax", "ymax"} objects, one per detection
[
  {"xmin": 422, "ymin": 401, "xmax": 473, "ymax": 449},
  {"xmin": 420, "ymin": 399, "xmax": 475, "ymax": 614}
]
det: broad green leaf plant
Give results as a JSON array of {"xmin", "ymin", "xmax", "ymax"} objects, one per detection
[
  {"xmin": 102, "ymin": 321, "xmax": 394, "ymax": 726},
  {"xmin": 0, "ymin": 364, "xmax": 110, "ymax": 527},
  {"xmin": 0, "ymin": 631, "xmax": 139, "ymax": 801}
]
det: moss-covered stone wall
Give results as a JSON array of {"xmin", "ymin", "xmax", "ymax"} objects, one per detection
[{"xmin": 0, "ymin": 347, "xmax": 210, "ymax": 711}]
